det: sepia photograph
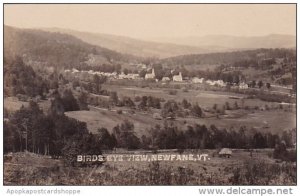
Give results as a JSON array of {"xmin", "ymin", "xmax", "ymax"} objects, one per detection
[{"xmin": 2, "ymin": 3, "xmax": 297, "ymax": 186}]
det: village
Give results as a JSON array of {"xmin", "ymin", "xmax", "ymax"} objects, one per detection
[{"xmin": 65, "ymin": 67, "xmax": 252, "ymax": 89}]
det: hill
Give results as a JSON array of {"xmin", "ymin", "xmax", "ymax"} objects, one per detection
[
  {"xmin": 160, "ymin": 48, "xmax": 296, "ymax": 66},
  {"xmin": 4, "ymin": 25, "xmax": 141, "ymax": 68},
  {"xmin": 150, "ymin": 34, "xmax": 296, "ymax": 50},
  {"xmin": 44, "ymin": 28, "xmax": 214, "ymax": 58}
]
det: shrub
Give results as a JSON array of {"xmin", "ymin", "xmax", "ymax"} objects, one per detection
[
  {"xmin": 134, "ymin": 96, "xmax": 141, "ymax": 102},
  {"xmin": 168, "ymin": 90, "xmax": 178, "ymax": 95},
  {"xmin": 182, "ymin": 88, "xmax": 189, "ymax": 93},
  {"xmin": 191, "ymin": 104, "xmax": 203, "ymax": 118},
  {"xmin": 229, "ymin": 160, "xmax": 296, "ymax": 185}
]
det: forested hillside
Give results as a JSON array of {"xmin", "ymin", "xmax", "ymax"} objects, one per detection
[
  {"xmin": 4, "ymin": 56, "xmax": 49, "ymax": 98},
  {"xmin": 160, "ymin": 48, "xmax": 296, "ymax": 66},
  {"xmin": 4, "ymin": 25, "xmax": 141, "ymax": 68}
]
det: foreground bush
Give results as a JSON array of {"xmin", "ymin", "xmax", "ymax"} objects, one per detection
[
  {"xmin": 229, "ymin": 161, "xmax": 296, "ymax": 185},
  {"xmin": 4, "ymin": 160, "xmax": 296, "ymax": 185}
]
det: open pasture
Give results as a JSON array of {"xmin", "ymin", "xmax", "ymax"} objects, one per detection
[
  {"xmin": 65, "ymin": 106, "xmax": 295, "ymax": 136},
  {"xmin": 103, "ymin": 84, "xmax": 289, "ymax": 109}
]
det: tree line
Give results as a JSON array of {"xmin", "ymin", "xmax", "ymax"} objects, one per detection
[{"xmin": 4, "ymin": 100, "xmax": 295, "ymax": 165}]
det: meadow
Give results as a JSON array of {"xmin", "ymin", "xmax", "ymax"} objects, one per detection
[{"xmin": 63, "ymin": 84, "xmax": 296, "ymax": 136}]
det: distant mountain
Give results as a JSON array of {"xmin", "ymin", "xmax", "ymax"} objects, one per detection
[
  {"xmin": 150, "ymin": 34, "xmax": 296, "ymax": 50},
  {"xmin": 160, "ymin": 48, "xmax": 296, "ymax": 66},
  {"xmin": 5, "ymin": 25, "xmax": 295, "ymax": 65},
  {"xmin": 44, "ymin": 28, "xmax": 216, "ymax": 58},
  {"xmin": 4, "ymin": 25, "xmax": 140, "ymax": 68}
]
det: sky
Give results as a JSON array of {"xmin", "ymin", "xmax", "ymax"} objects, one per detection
[{"xmin": 4, "ymin": 4, "xmax": 296, "ymax": 39}]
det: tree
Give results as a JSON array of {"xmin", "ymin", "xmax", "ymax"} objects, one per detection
[
  {"xmin": 109, "ymin": 91, "xmax": 119, "ymax": 105},
  {"xmin": 234, "ymin": 101, "xmax": 239, "ymax": 109},
  {"xmin": 4, "ymin": 56, "xmax": 49, "ymax": 97},
  {"xmin": 62, "ymin": 138, "xmax": 81, "ymax": 166},
  {"xmin": 33, "ymin": 115, "xmax": 55, "ymax": 155},
  {"xmin": 225, "ymin": 102, "xmax": 231, "ymax": 110},
  {"xmin": 212, "ymin": 104, "xmax": 218, "ymax": 111},
  {"xmin": 62, "ymin": 89, "xmax": 80, "ymax": 111},
  {"xmin": 115, "ymin": 64, "xmax": 122, "ymax": 74},
  {"xmin": 251, "ymin": 80, "xmax": 256, "ymax": 88},
  {"xmin": 78, "ymin": 92, "xmax": 89, "ymax": 110},
  {"xmin": 182, "ymin": 99, "xmax": 191, "ymax": 109},
  {"xmin": 138, "ymin": 96, "xmax": 148, "ymax": 110},
  {"xmin": 191, "ymin": 104, "xmax": 203, "ymax": 118},
  {"xmin": 122, "ymin": 96, "xmax": 135, "ymax": 108},
  {"xmin": 141, "ymin": 135, "xmax": 151, "ymax": 149},
  {"xmin": 233, "ymin": 75, "xmax": 240, "ymax": 84},
  {"xmin": 123, "ymin": 68, "xmax": 129, "ymax": 75},
  {"xmin": 153, "ymin": 64, "xmax": 165, "ymax": 80},
  {"xmin": 113, "ymin": 120, "xmax": 140, "ymax": 149},
  {"xmin": 62, "ymin": 133, "xmax": 102, "ymax": 166},
  {"xmin": 93, "ymin": 74, "xmax": 106, "ymax": 94},
  {"xmin": 49, "ymin": 94, "xmax": 65, "ymax": 116},
  {"xmin": 281, "ymin": 130, "xmax": 293, "ymax": 148},
  {"xmin": 253, "ymin": 132, "xmax": 266, "ymax": 148},
  {"xmin": 161, "ymin": 100, "xmax": 179, "ymax": 118},
  {"xmin": 273, "ymin": 141, "xmax": 287, "ymax": 160},
  {"xmin": 226, "ymin": 74, "xmax": 234, "ymax": 84},
  {"xmin": 258, "ymin": 80, "xmax": 264, "ymax": 88},
  {"xmin": 97, "ymin": 128, "xmax": 117, "ymax": 150},
  {"xmin": 4, "ymin": 121, "xmax": 19, "ymax": 153},
  {"xmin": 139, "ymin": 69, "xmax": 147, "ymax": 78}
]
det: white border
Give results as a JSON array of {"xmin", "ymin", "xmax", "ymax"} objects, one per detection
[{"xmin": 0, "ymin": 1, "xmax": 298, "ymax": 196}]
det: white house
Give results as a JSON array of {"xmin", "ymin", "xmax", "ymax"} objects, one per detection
[
  {"xmin": 145, "ymin": 69, "xmax": 156, "ymax": 80},
  {"xmin": 72, "ymin": 68, "xmax": 79, "ymax": 73},
  {"xmin": 215, "ymin": 80, "xmax": 226, "ymax": 87},
  {"xmin": 162, "ymin": 77, "xmax": 171, "ymax": 82},
  {"xmin": 192, "ymin": 77, "xmax": 204, "ymax": 84},
  {"xmin": 239, "ymin": 82, "xmax": 248, "ymax": 89},
  {"xmin": 118, "ymin": 72, "xmax": 140, "ymax": 80},
  {"xmin": 206, "ymin": 80, "xmax": 215, "ymax": 86},
  {"xmin": 206, "ymin": 79, "xmax": 226, "ymax": 87},
  {"xmin": 118, "ymin": 72, "xmax": 126, "ymax": 79},
  {"xmin": 127, "ymin": 73, "xmax": 140, "ymax": 80},
  {"xmin": 137, "ymin": 63, "xmax": 147, "ymax": 69},
  {"xmin": 88, "ymin": 70, "xmax": 94, "ymax": 74},
  {"xmin": 173, "ymin": 72, "xmax": 183, "ymax": 82}
]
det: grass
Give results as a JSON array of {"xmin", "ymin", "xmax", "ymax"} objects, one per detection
[
  {"xmin": 103, "ymin": 84, "xmax": 288, "ymax": 108},
  {"xmin": 4, "ymin": 150, "xmax": 296, "ymax": 185},
  {"xmin": 5, "ymin": 86, "xmax": 296, "ymax": 136},
  {"xmin": 65, "ymin": 107, "xmax": 162, "ymax": 137},
  {"xmin": 4, "ymin": 97, "xmax": 51, "ymax": 113},
  {"xmin": 182, "ymin": 110, "xmax": 296, "ymax": 134},
  {"xmin": 4, "ymin": 97, "xmax": 28, "ymax": 112},
  {"xmin": 65, "ymin": 106, "xmax": 295, "ymax": 136}
]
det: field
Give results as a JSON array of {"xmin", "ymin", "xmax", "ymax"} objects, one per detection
[
  {"xmin": 4, "ymin": 97, "xmax": 51, "ymax": 113},
  {"xmin": 63, "ymin": 84, "xmax": 296, "ymax": 135},
  {"xmin": 4, "ymin": 81, "xmax": 296, "ymax": 186},
  {"xmin": 103, "ymin": 84, "xmax": 289, "ymax": 108},
  {"xmin": 65, "ymin": 106, "xmax": 295, "ymax": 136},
  {"xmin": 5, "ymin": 83, "xmax": 295, "ymax": 136},
  {"xmin": 65, "ymin": 107, "xmax": 161, "ymax": 136},
  {"xmin": 4, "ymin": 97, "xmax": 29, "ymax": 112}
]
